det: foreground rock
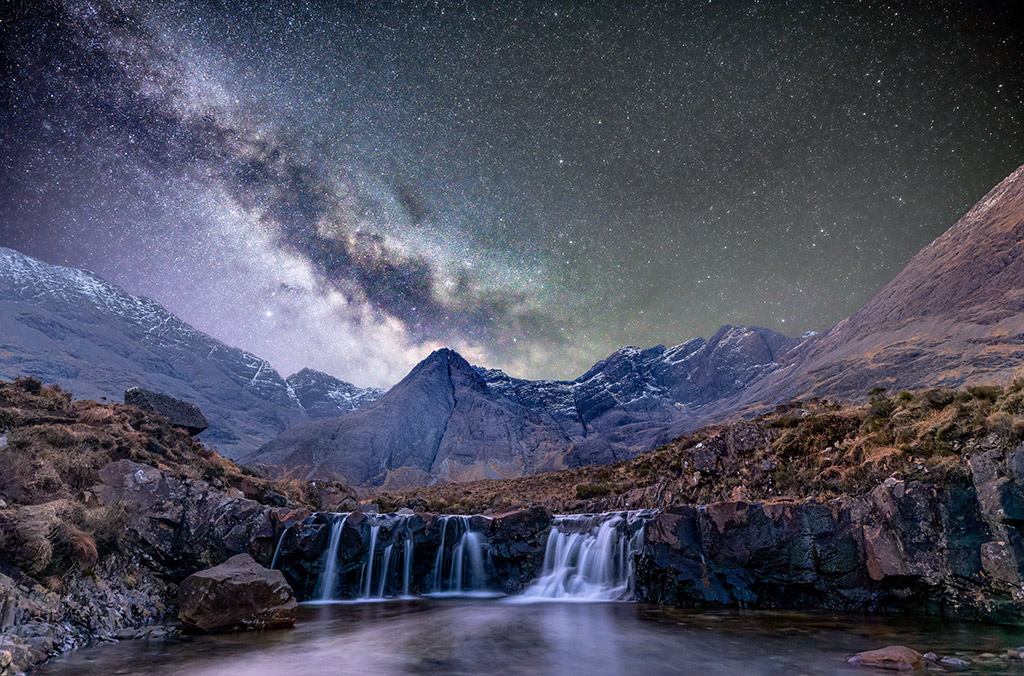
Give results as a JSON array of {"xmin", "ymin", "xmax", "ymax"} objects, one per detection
[
  {"xmin": 124, "ymin": 387, "xmax": 210, "ymax": 435},
  {"xmin": 178, "ymin": 554, "xmax": 297, "ymax": 632},
  {"xmin": 847, "ymin": 646, "xmax": 923, "ymax": 671}
]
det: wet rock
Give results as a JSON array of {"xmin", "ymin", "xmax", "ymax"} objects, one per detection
[
  {"xmin": 178, "ymin": 554, "xmax": 297, "ymax": 632},
  {"xmin": 124, "ymin": 387, "xmax": 209, "ymax": 435},
  {"xmin": 847, "ymin": 646, "xmax": 923, "ymax": 671},
  {"xmin": 487, "ymin": 506, "xmax": 550, "ymax": 541},
  {"xmin": 938, "ymin": 656, "xmax": 970, "ymax": 668}
]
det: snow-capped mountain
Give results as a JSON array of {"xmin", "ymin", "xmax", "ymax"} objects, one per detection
[
  {"xmin": 285, "ymin": 368, "xmax": 386, "ymax": 420},
  {"xmin": 0, "ymin": 247, "xmax": 381, "ymax": 456}
]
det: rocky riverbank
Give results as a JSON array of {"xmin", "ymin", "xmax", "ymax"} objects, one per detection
[{"xmin": 0, "ymin": 378, "xmax": 324, "ymax": 673}]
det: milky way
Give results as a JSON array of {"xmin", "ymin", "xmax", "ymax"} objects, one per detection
[{"xmin": 1, "ymin": 0, "xmax": 1022, "ymax": 387}]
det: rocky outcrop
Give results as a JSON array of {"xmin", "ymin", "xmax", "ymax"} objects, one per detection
[
  {"xmin": 178, "ymin": 554, "xmax": 297, "ymax": 632},
  {"xmin": 0, "ymin": 554, "xmax": 171, "ymax": 674},
  {"xmin": 636, "ymin": 440, "xmax": 1024, "ymax": 623},
  {"xmin": 124, "ymin": 387, "xmax": 209, "ymax": 435},
  {"xmin": 97, "ymin": 459, "xmax": 307, "ymax": 581}
]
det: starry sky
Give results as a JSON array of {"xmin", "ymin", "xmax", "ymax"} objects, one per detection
[{"xmin": 2, "ymin": 0, "xmax": 1023, "ymax": 388}]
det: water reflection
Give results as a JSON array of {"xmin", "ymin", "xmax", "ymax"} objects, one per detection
[{"xmin": 37, "ymin": 600, "xmax": 1024, "ymax": 676}]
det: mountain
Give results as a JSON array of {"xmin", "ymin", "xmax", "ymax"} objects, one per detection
[
  {"xmin": 252, "ymin": 162, "xmax": 1024, "ymax": 487},
  {"xmin": 7, "ymin": 162, "xmax": 1024, "ymax": 486},
  {"xmin": 248, "ymin": 326, "xmax": 810, "ymax": 486},
  {"xmin": 0, "ymin": 248, "xmax": 381, "ymax": 456},
  {"xmin": 285, "ymin": 368, "xmax": 386, "ymax": 420},
  {"xmin": 711, "ymin": 162, "xmax": 1024, "ymax": 413}
]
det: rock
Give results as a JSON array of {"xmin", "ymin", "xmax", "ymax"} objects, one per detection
[
  {"xmin": 307, "ymin": 481, "xmax": 358, "ymax": 512},
  {"xmin": 848, "ymin": 646, "xmax": 923, "ymax": 671},
  {"xmin": 124, "ymin": 387, "xmax": 209, "ymax": 435},
  {"xmin": 938, "ymin": 656, "xmax": 970, "ymax": 668},
  {"xmin": 178, "ymin": 554, "xmax": 297, "ymax": 632},
  {"xmin": 487, "ymin": 506, "xmax": 550, "ymax": 541},
  {"xmin": 262, "ymin": 491, "xmax": 288, "ymax": 508},
  {"xmin": 922, "ymin": 652, "xmax": 937, "ymax": 662}
]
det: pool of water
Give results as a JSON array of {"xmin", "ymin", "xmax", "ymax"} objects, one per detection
[{"xmin": 37, "ymin": 599, "xmax": 1024, "ymax": 675}]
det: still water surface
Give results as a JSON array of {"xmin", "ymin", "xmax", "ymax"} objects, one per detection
[{"xmin": 37, "ymin": 599, "xmax": 1024, "ymax": 675}]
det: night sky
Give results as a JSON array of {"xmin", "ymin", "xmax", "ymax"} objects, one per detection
[{"xmin": 2, "ymin": 1, "xmax": 1023, "ymax": 387}]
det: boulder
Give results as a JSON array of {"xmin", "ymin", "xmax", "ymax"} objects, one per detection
[
  {"xmin": 847, "ymin": 646, "xmax": 923, "ymax": 671},
  {"xmin": 124, "ymin": 387, "xmax": 209, "ymax": 435},
  {"xmin": 178, "ymin": 554, "xmax": 297, "ymax": 632}
]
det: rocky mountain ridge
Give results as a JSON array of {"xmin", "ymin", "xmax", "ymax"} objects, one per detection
[
  {"xmin": 5, "ymin": 161, "xmax": 1024, "ymax": 487},
  {"xmin": 248, "ymin": 324, "xmax": 808, "ymax": 486}
]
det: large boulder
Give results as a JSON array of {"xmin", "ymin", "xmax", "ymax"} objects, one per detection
[
  {"xmin": 178, "ymin": 554, "xmax": 297, "ymax": 632},
  {"xmin": 124, "ymin": 387, "xmax": 209, "ymax": 435}
]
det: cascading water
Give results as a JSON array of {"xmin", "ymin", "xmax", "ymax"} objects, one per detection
[
  {"xmin": 361, "ymin": 524, "xmax": 381, "ymax": 598},
  {"xmin": 359, "ymin": 515, "xmax": 418, "ymax": 599},
  {"xmin": 269, "ymin": 525, "xmax": 289, "ymax": 570},
  {"xmin": 518, "ymin": 510, "xmax": 656, "ymax": 601},
  {"xmin": 313, "ymin": 513, "xmax": 350, "ymax": 601},
  {"xmin": 402, "ymin": 532, "xmax": 414, "ymax": 597},
  {"xmin": 430, "ymin": 515, "xmax": 488, "ymax": 594}
]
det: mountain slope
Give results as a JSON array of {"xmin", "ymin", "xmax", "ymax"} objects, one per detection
[
  {"xmin": 0, "ymin": 248, "xmax": 381, "ymax": 456},
  {"xmin": 715, "ymin": 162, "xmax": 1024, "ymax": 411}
]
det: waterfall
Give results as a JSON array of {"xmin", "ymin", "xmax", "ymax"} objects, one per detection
[
  {"xmin": 358, "ymin": 516, "xmax": 418, "ymax": 599},
  {"xmin": 402, "ymin": 532, "xmax": 414, "ymax": 597},
  {"xmin": 269, "ymin": 524, "xmax": 289, "ymax": 570},
  {"xmin": 518, "ymin": 510, "xmax": 656, "ymax": 601},
  {"xmin": 430, "ymin": 515, "xmax": 488, "ymax": 594},
  {"xmin": 313, "ymin": 513, "xmax": 350, "ymax": 601},
  {"xmin": 361, "ymin": 524, "xmax": 380, "ymax": 598},
  {"xmin": 431, "ymin": 517, "xmax": 450, "ymax": 593}
]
